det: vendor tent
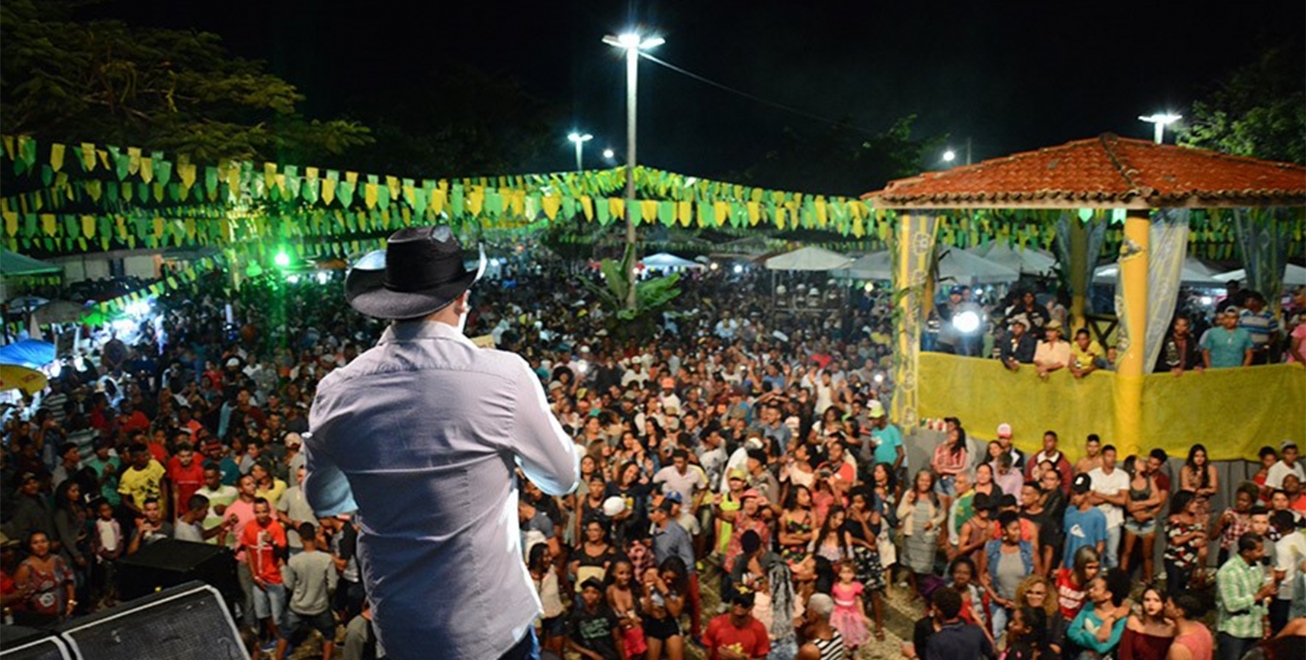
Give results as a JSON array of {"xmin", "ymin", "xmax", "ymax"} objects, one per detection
[
  {"xmin": 1093, "ymin": 257, "xmax": 1221, "ymax": 285},
  {"xmin": 1214, "ymin": 263, "xmax": 1306, "ymax": 287},
  {"xmin": 968, "ymin": 243, "xmax": 1057, "ymax": 274},
  {"xmin": 937, "ymin": 248, "xmax": 1021, "ymax": 284},
  {"xmin": 0, "ymin": 250, "xmax": 61, "ymax": 277},
  {"xmin": 641, "ymin": 253, "xmax": 704, "ymax": 270},
  {"xmin": 0, "ymin": 338, "xmax": 56, "ymax": 369},
  {"xmin": 764, "ymin": 246, "xmax": 852, "ymax": 271},
  {"xmin": 837, "ymin": 252, "xmax": 893, "ymax": 280}
]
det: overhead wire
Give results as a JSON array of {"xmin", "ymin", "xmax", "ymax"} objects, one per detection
[{"xmin": 637, "ymin": 51, "xmax": 881, "ymax": 136}]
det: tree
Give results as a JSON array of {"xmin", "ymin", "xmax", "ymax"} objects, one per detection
[
  {"xmin": 728, "ymin": 115, "xmax": 945, "ymax": 196},
  {"xmin": 0, "ymin": 0, "xmax": 371, "ymax": 162},
  {"xmin": 1177, "ymin": 44, "xmax": 1306, "ymax": 166}
]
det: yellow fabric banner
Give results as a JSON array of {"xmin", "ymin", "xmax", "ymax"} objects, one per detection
[{"xmin": 919, "ymin": 353, "xmax": 1306, "ymax": 461}]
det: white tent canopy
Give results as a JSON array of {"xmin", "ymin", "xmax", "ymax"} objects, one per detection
[
  {"xmin": 641, "ymin": 252, "xmax": 704, "ymax": 270},
  {"xmin": 967, "ymin": 243, "xmax": 1057, "ymax": 274},
  {"xmin": 1094, "ymin": 257, "xmax": 1221, "ymax": 285},
  {"xmin": 937, "ymin": 248, "xmax": 1021, "ymax": 284},
  {"xmin": 1213, "ymin": 264, "xmax": 1306, "ymax": 287},
  {"xmin": 834, "ymin": 249, "xmax": 1021, "ymax": 284},
  {"xmin": 836, "ymin": 251, "xmax": 893, "ymax": 280},
  {"xmin": 764, "ymin": 246, "xmax": 852, "ymax": 271}
]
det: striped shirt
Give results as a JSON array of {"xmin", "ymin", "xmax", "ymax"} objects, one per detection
[
  {"xmin": 812, "ymin": 630, "xmax": 846, "ymax": 660},
  {"xmin": 1216, "ymin": 554, "xmax": 1267, "ymax": 638},
  {"xmin": 1238, "ymin": 309, "xmax": 1278, "ymax": 348}
]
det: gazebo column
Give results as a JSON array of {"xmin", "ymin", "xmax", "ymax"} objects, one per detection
[
  {"xmin": 1114, "ymin": 209, "xmax": 1150, "ymax": 459},
  {"xmin": 1068, "ymin": 218, "xmax": 1089, "ymax": 331},
  {"xmin": 891, "ymin": 211, "xmax": 940, "ymax": 430}
]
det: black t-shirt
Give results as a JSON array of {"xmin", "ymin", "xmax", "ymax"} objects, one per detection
[{"xmin": 567, "ymin": 604, "xmax": 621, "ymax": 660}]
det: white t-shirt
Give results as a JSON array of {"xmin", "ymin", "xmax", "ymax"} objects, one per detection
[
  {"xmin": 1275, "ymin": 531, "xmax": 1306, "ymax": 600},
  {"xmin": 1088, "ymin": 466, "xmax": 1130, "ymax": 529},
  {"xmin": 1266, "ymin": 460, "xmax": 1306, "ymax": 489}
]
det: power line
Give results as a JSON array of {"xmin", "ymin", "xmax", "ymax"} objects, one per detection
[{"xmin": 637, "ymin": 52, "xmax": 880, "ymax": 136}]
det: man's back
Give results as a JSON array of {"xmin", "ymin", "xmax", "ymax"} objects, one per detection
[{"xmin": 307, "ymin": 321, "xmax": 579, "ymax": 660}]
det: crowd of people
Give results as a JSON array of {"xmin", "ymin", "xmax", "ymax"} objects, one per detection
[
  {"xmin": 931, "ymin": 280, "xmax": 1306, "ymax": 371},
  {"xmin": 1, "ymin": 256, "xmax": 1305, "ymax": 660}
]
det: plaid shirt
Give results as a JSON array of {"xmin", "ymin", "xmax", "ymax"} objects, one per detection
[
  {"xmin": 1218, "ymin": 509, "xmax": 1251, "ymax": 551},
  {"xmin": 1216, "ymin": 555, "xmax": 1267, "ymax": 638}
]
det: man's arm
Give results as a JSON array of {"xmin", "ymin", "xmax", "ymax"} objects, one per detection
[{"xmin": 510, "ymin": 358, "xmax": 582, "ymax": 496}]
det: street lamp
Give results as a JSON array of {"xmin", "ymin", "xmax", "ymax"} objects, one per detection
[
  {"xmin": 567, "ymin": 132, "xmax": 593, "ymax": 171},
  {"xmin": 942, "ymin": 150, "xmax": 956, "ymax": 163},
  {"xmin": 1139, "ymin": 112, "xmax": 1182, "ymax": 144},
  {"xmin": 602, "ymin": 148, "xmax": 616, "ymax": 160},
  {"xmin": 603, "ymin": 30, "xmax": 663, "ymax": 310}
]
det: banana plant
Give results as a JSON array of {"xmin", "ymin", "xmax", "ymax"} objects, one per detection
[{"xmin": 579, "ymin": 244, "xmax": 682, "ymax": 335}]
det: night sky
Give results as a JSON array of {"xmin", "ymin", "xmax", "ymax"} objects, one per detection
[{"xmin": 90, "ymin": 0, "xmax": 1304, "ymax": 191}]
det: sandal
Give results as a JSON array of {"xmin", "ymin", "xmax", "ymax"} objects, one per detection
[{"xmin": 875, "ymin": 629, "xmax": 886, "ymax": 641}]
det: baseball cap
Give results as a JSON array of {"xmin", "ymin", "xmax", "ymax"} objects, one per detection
[
  {"xmin": 997, "ymin": 423, "xmax": 1013, "ymax": 438},
  {"xmin": 656, "ymin": 498, "xmax": 677, "ymax": 513},
  {"xmin": 284, "ymin": 433, "xmax": 303, "ymax": 448},
  {"xmin": 740, "ymin": 489, "xmax": 762, "ymax": 501},
  {"xmin": 867, "ymin": 400, "xmax": 886, "ymax": 419},
  {"xmin": 19, "ymin": 472, "xmax": 38, "ymax": 485},
  {"xmin": 727, "ymin": 468, "xmax": 747, "ymax": 482},
  {"xmin": 663, "ymin": 490, "xmax": 683, "ymax": 504},
  {"xmin": 1281, "ymin": 440, "xmax": 1298, "ymax": 451},
  {"xmin": 1072, "ymin": 473, "xmax": 1093, "ymax": 494}
]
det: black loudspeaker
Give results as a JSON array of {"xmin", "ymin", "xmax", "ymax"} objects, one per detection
[
  {"xmin": 0, "ymin": 627, "xmax": 72, "ymax": 660},
  {"xmin": 56, "ymin": 582, "xmax": 247, "ymax": 660},
  {"xmin": 116, "ymin": 539, "xmax": 239, "ymax": 606}
]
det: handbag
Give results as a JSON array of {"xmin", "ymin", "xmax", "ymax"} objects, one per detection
[{"xmin": 622, "ymin": 622, "xmax": 648, "ymax": 656}]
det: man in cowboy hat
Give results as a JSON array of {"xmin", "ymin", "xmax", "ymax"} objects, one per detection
[
  {"xmin": 1033, "ymin": 319, "xmax": 1072, "ymax": 379},
  {"xmin": 305, "ymin": 225, "xmax": 581, "ymax": 660}
]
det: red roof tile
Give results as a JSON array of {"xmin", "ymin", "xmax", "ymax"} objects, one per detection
[{"xmin": 864, "ymin": 134, "xmax": 1306, "ymax": 209}]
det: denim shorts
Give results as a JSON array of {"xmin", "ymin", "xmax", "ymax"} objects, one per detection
[
  {"xmin": 1124, "ymin": 516, "xmax": 1157, "ymax": 536},
  {"xmin": 935, "ymin": 474, "xmax": 957, "ymax": 497},
  {"xmin": 253, "ymin": 582, "xmax": 287, "ymax": 622}
]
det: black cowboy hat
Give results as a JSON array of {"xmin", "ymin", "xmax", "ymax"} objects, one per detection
[{"xmin": 344, "ymin": 225, "xmax": 485, "ymax": 320}]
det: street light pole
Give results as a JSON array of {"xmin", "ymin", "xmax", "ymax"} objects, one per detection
[
  {"xmin": 567, "ymin": 132, "xmax": 593, "ymax": 171},
  {"xmin": 604, "ymin": 32, "xmax": 663, "ymax": 311}
]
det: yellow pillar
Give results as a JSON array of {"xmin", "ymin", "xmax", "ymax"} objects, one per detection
[
  {"xmin": 1068, "ymin": 217, "xmax": 1089, "ymax": 332},
  {"xmin": 1114, "ymin": 209, "xmax": 1149, "ymax": 459},
  {"xmin": 890, "ymin": 212, "xmax": 939, "ymax": 429}
]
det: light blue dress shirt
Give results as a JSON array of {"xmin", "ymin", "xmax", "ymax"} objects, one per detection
[{"xmin": 306, "ymin": 321, "xmax": 581, "ymax": 660}]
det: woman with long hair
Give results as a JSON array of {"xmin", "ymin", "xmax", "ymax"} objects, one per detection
[
  {"xmin": 897, "ymin": 469, "xmax": 945, "ymax": 600},
  {"xmin": 1054, "ymin": 546, "xmax": 1101, "ymax": 621},
  {"xmin": 51, "ymin": 479, "xmax": 89, "ymax": 613},
  {"xmin": 931, "ymin": 425, "xmax": 970, "ymax": 501},
  {"xmin": 974, "ymin": 463, "xmax": 998, "ymax": 500},
  {"xmin": 1162, "ymin": 490, "xmax": 1207, "ymax": 593},
  {"xmin": 641, "ymin": 557, "xmax": 687, "ymax": 660},
  {"xmin": 1178, "ymin": 444, "xmax": 1217, "ymax": 519},
  {"xmin": 1016, "ymin": 574, "xmax": 1066, "ymax": 655},
  {"xmin": 1122, "ymin": 456, "xmax": 1164, "ymax": 587},
  {"xmin": 606, "ymin": 558, "xmax": 647, "ymax": 660},
  {"xmin": 528, "ymin": 543, "xmax": 566, "ymax": 656},
  {"xmin": 980, "ymin": 511, "xmax": 1037, "ymax": 642},
  {"xmin": 779, "ymin": 485, "xmax": 817, "ymax": 583},
  {"xmin": 1118, "ymin": 586, "xmax": 1175, "ymax": 660},
  {"xmin": 846, "ymin": 487, "xmax": 886, "ymax": 640},
  {"xmin": 569, "ymin": 516, "xmax": 618, "ymax": 593}
]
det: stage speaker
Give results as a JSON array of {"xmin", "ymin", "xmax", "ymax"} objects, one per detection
[
  {"xmin": 116, "ymin": 539, "xmax": 239, "ymax": 606},
  {"xmin": 57, "ymin": 582, "xmax": 247, "ymax": 660},
  {"xmin": 0, "ymin": 627, "xmax": 72, "ymax": 660}
]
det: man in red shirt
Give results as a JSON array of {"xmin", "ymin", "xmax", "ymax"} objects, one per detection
[
  {"xmin": 167, "ymin": 443, "xmax": 205, "ymax": 521},
  {"xmin": 239, "ymin": 497, "xmax": 287, "ymax": 647},
  {"xmin": 703, "ymin": 591, "xmax": 769, "ymax": 660}
]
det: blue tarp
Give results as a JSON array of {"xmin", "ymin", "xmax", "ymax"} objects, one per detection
[{"xmin": 0, "ymin": 339, "xmax": 56, "ymax": 369}]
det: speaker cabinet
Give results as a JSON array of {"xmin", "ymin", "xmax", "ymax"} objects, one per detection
[
  {"xmin": 56, "ymin": 582, "xmax": 247, "ymax": 660},
  {"xmin": 116, "ymin": 539, "xmax": 239, "ymax": 606}
]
